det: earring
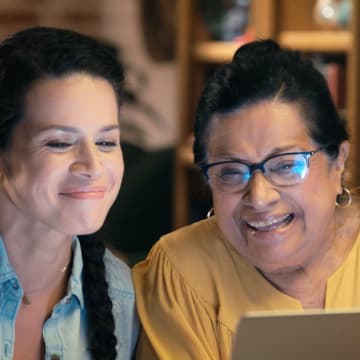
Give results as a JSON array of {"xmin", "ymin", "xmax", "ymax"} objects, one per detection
[
  {"xmin": 336, "ymin": 187, "xmax": 352, "ymax": 208},
  {"xmin": 207, "ymin": 208, "xmax": 214, "ymax": 218}
]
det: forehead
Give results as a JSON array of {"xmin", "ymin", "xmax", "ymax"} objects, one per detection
[
  {"xmin": 21, "ymin": 73, "xmax": 118, "ymax": 133},
  {"xmin": 207, "ymin": 100, "xmax": 315, "ymax": 160}
]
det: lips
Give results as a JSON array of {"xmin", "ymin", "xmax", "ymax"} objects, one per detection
[
  {"xmin": 246, "ymin": 213, "xmax": 294, "ymax": 232},
  {"xmin": 59, "ymin": 186, "xmax": 106, "ymax": 199}
]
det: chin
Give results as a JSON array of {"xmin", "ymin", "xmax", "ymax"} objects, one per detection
[
  {"xmin": 76, "ymin": 228, "xmax": 101, "ymax": 236},
  {"xmin": 65, "ymin": 216, "xmax": 106, "ymax": 236}
]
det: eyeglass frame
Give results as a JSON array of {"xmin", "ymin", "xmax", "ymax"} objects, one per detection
[{"xmin": 201, "ymin": 147, "xmax": 324, "ymax": 191}]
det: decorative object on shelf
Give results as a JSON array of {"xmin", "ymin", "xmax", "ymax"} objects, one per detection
[
  {"xmin": 198, "ymin": 0, "xmax": 251, "ymax": 41},
  {"xmin": 221, "ymin": 0, "xmax": 251, "ymax": 41},
  {"xmin": 313, "ymin": 0, "xmax": 351, "ymax": 28}
]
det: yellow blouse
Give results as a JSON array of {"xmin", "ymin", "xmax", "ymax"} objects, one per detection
[{"xmin": 132, "ymin": 217, "xmax": 360, "ymax": 360}]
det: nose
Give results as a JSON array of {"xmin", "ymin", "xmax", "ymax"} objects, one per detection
[
  {"xmin": 70, "ymin": 141, "xmax": 102, "ymax": 179},
  {"xmin": 242, "ymin": 170, "xmax": 280, "ymax": 209}
]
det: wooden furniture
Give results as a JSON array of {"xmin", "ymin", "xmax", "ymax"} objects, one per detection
[
  {"xmin": 0, "ymin": 0, "xmax": 101, "ymax": 41},
  {"xmin": 174, "ymin": 0, "xmax": 360, "ymax": 228}
]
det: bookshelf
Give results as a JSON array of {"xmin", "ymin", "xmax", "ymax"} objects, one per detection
[{"xmin": 174, "ymin": 0, "xmax": 360, "ymax": 228}]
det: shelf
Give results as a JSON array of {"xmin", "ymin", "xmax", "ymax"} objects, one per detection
[
  {"xmin": 177, "ymin": 142, "xmax": 195, "ymax": 167},
  {"xmin": 193, "ymin": 41, "xmax": 243, "ymax": 63},
  {"xmin": 278, "ymin": 30, "xmax": 351, "ymax": 52},
  {"xmin": 192, "ymin": 30, "xmax": 351, "ymax": 64}
]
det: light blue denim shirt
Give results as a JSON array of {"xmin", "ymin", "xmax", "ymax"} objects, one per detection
[{"xmin": 0, "ymin": 236, "xmax": 139, "ymax": 359}]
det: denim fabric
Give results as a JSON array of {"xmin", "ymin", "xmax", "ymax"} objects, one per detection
[{"xmin": 0, "ymin": 236, "xmax": 139, "ymax": 359}]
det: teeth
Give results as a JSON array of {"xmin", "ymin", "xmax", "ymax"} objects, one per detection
[
  {"xmin": 247, "ymin": 214, "xmax": 292, "ymax": 232},
  {"xmin": 249, "ymin": 228, "xmax": 257, "ymax": 235}
]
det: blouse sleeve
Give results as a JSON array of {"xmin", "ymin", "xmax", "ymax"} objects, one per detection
[{"xmin": 132, "ymin": 242, "xmax": 227, "ymax": 360}]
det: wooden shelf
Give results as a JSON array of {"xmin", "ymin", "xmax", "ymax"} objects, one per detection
[
  {"xmin": 278, "ymin": 30, "xmax": 351, "ymax": 52},
  {"xmin": 192, "ymin": 30, "xmax": 351, "ymax": 64},
  {"xmin": 193, "ymin": 41, "xmax": 243, "ymax": 63},
  {"xmin": 176, "ymin": 142, "xmax": 194, "ymax": 167}
]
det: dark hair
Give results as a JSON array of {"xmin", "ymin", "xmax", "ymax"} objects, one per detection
[
  {"xmin": 0, "ymin": 26, "xmax": 124, "ymax": 359},
  {"xmin": 194, "ymin": 39, "xmax": 349, "ymax": 165},
  {"xmin": 0, "ymin": 26, "xmax": 124, "ymax": 149}
]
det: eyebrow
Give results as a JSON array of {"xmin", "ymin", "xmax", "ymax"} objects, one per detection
[
  {"xmin": 36, "ymin": 124, "xmax": 120, "ymax": 133},
  {"xmin": 210, "ymin": 145, "xmax": 305, "ymax": 161}
]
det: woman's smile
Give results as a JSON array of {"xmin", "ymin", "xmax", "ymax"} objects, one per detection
[
  {"xmin": 59, "ymin": 186, "xmax": 107, "ymax": 199},
  {"xmin": 246, "ymin": 213, "xmax": 295, "ymax": 232},
  {"xmin": 240, "ymin": 212, "xmax": 296, "ymax": 247}
]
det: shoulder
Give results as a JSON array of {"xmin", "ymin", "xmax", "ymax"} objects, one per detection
[
  {"xmin": 103, "ymin": 249, "xmax": 134, "ymax": 297},
  {"xmin": 157, "ymin": 217, "xmax": 226, "ymax": 265},
  {"xmin": 133, "ymin": 217, "xmax": 232, "ymax": 305}
]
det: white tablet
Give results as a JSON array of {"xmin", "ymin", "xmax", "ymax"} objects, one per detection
[{"xmin": 232, "ymin": 309, "xmax": 360, "ymax": 360}]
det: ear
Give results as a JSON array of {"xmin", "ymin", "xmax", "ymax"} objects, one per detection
[{"xmin": 334, "ymin": 140, "xmax": 350, "ymax": 195}]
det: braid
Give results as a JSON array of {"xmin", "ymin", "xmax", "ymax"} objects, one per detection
[{"xmin": 79, "ymin": 235, "xmax": 117, "ymax": 359}]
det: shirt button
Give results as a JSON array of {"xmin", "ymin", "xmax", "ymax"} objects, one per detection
[
  {"xmin": 12, "ymin": 283, "xmax": 19, "ymax": 290},
  {"xmin": 65, "ymin": 297, "xmax": 72, "ymax": 304},
  {"xmin": 50, "ymin": 355, "xmax": 60, "ymax": 360}
]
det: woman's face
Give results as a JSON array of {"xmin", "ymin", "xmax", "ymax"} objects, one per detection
[
  {"xmin": 207, "ymin": 100, "xmax": 349, "ymax": 274},
  {"xmin": 0, "ymin": 73, "xmax": 124, "ymax": 236}
]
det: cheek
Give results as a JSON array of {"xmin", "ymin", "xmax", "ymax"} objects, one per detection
[
  {"xmin": 4, "ymin": 159, "xmax": 47, "ymax": 188},
  {"xmin": 212, "ymin": 190, "xmax": 239, "ymax": 220},
  {"xmin": 212, "ymin": 191, "xmax": 245, "ymax": 250},
  {"xmin": 1, "ymin": 167, "xmax": 51, "ymax": 211},
  {"xmin": 304, "ymin": 167, "xmax": 338, "ymax": 206},
  {"xmin": 283, "ymin": 176, "xmax": 336, "ymax": 237},
  {"xmin": 107, "ymin": 155, "xmax": 124, "ymax": 187}
]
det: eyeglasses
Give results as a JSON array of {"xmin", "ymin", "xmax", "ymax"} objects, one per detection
[{"xmin": 201, "ymin": 148, "xmax": 323, "ymax": 193}]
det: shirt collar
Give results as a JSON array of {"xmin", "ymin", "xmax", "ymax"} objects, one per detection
[
  {"xmin": 69, "ymin": 236, "xmax": 85, "ymax": 308},
  {"xmin": 0, "ymin": 235, "xmax": 17, "ymax": 282}
]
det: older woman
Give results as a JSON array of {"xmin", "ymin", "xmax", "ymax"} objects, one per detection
[
  {"xmin": 0, "ymin": 27, "xmax": 138, "ymax": 359},
  {"xmin": 133, "ymin": 39, "xmax": 360, "ymax": 359}
]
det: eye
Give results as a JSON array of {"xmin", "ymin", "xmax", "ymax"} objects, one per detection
[
  {"xmin": 46, "ymin": 141, "xmax": 73, "ymax": 152},
  {"xmin": 47, "ymin": 142, "xmax": 71, "ymax": 148},
  {"xmin": 96, "ymin": 140, "xmax": 119, "ymax": 151},
  {"xmin": 270, "ymin": 160, "xmax": 306, "ymax": 177},
  {"xmin": 216, "ymin": 164, "xmax": 250, "ymax": 184}
]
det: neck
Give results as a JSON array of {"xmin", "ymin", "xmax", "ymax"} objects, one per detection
[
  {"xmin": 0, "ymin": 192, "xmax": 75, "ymax": 307},
  {"xmin": 0, "ymin": 222, "xmax": 73, "ymax": 298},
  {"xmin": 261, "ymin": 266, "xmax": 328, "ymax": 309}
]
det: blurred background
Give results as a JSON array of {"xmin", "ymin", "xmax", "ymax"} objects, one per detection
[{"xmin": 1, "ymin": 0, "xmax": 358, "ymax": 265}]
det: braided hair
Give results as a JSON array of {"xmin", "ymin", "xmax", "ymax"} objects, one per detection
[
  {"xmin": 0, "ymin": 26, "xmax": 124, "ymax": 359},
  {"xmin": 80, "ymin": 236, "xmax": 117, "ymax": 359}
]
